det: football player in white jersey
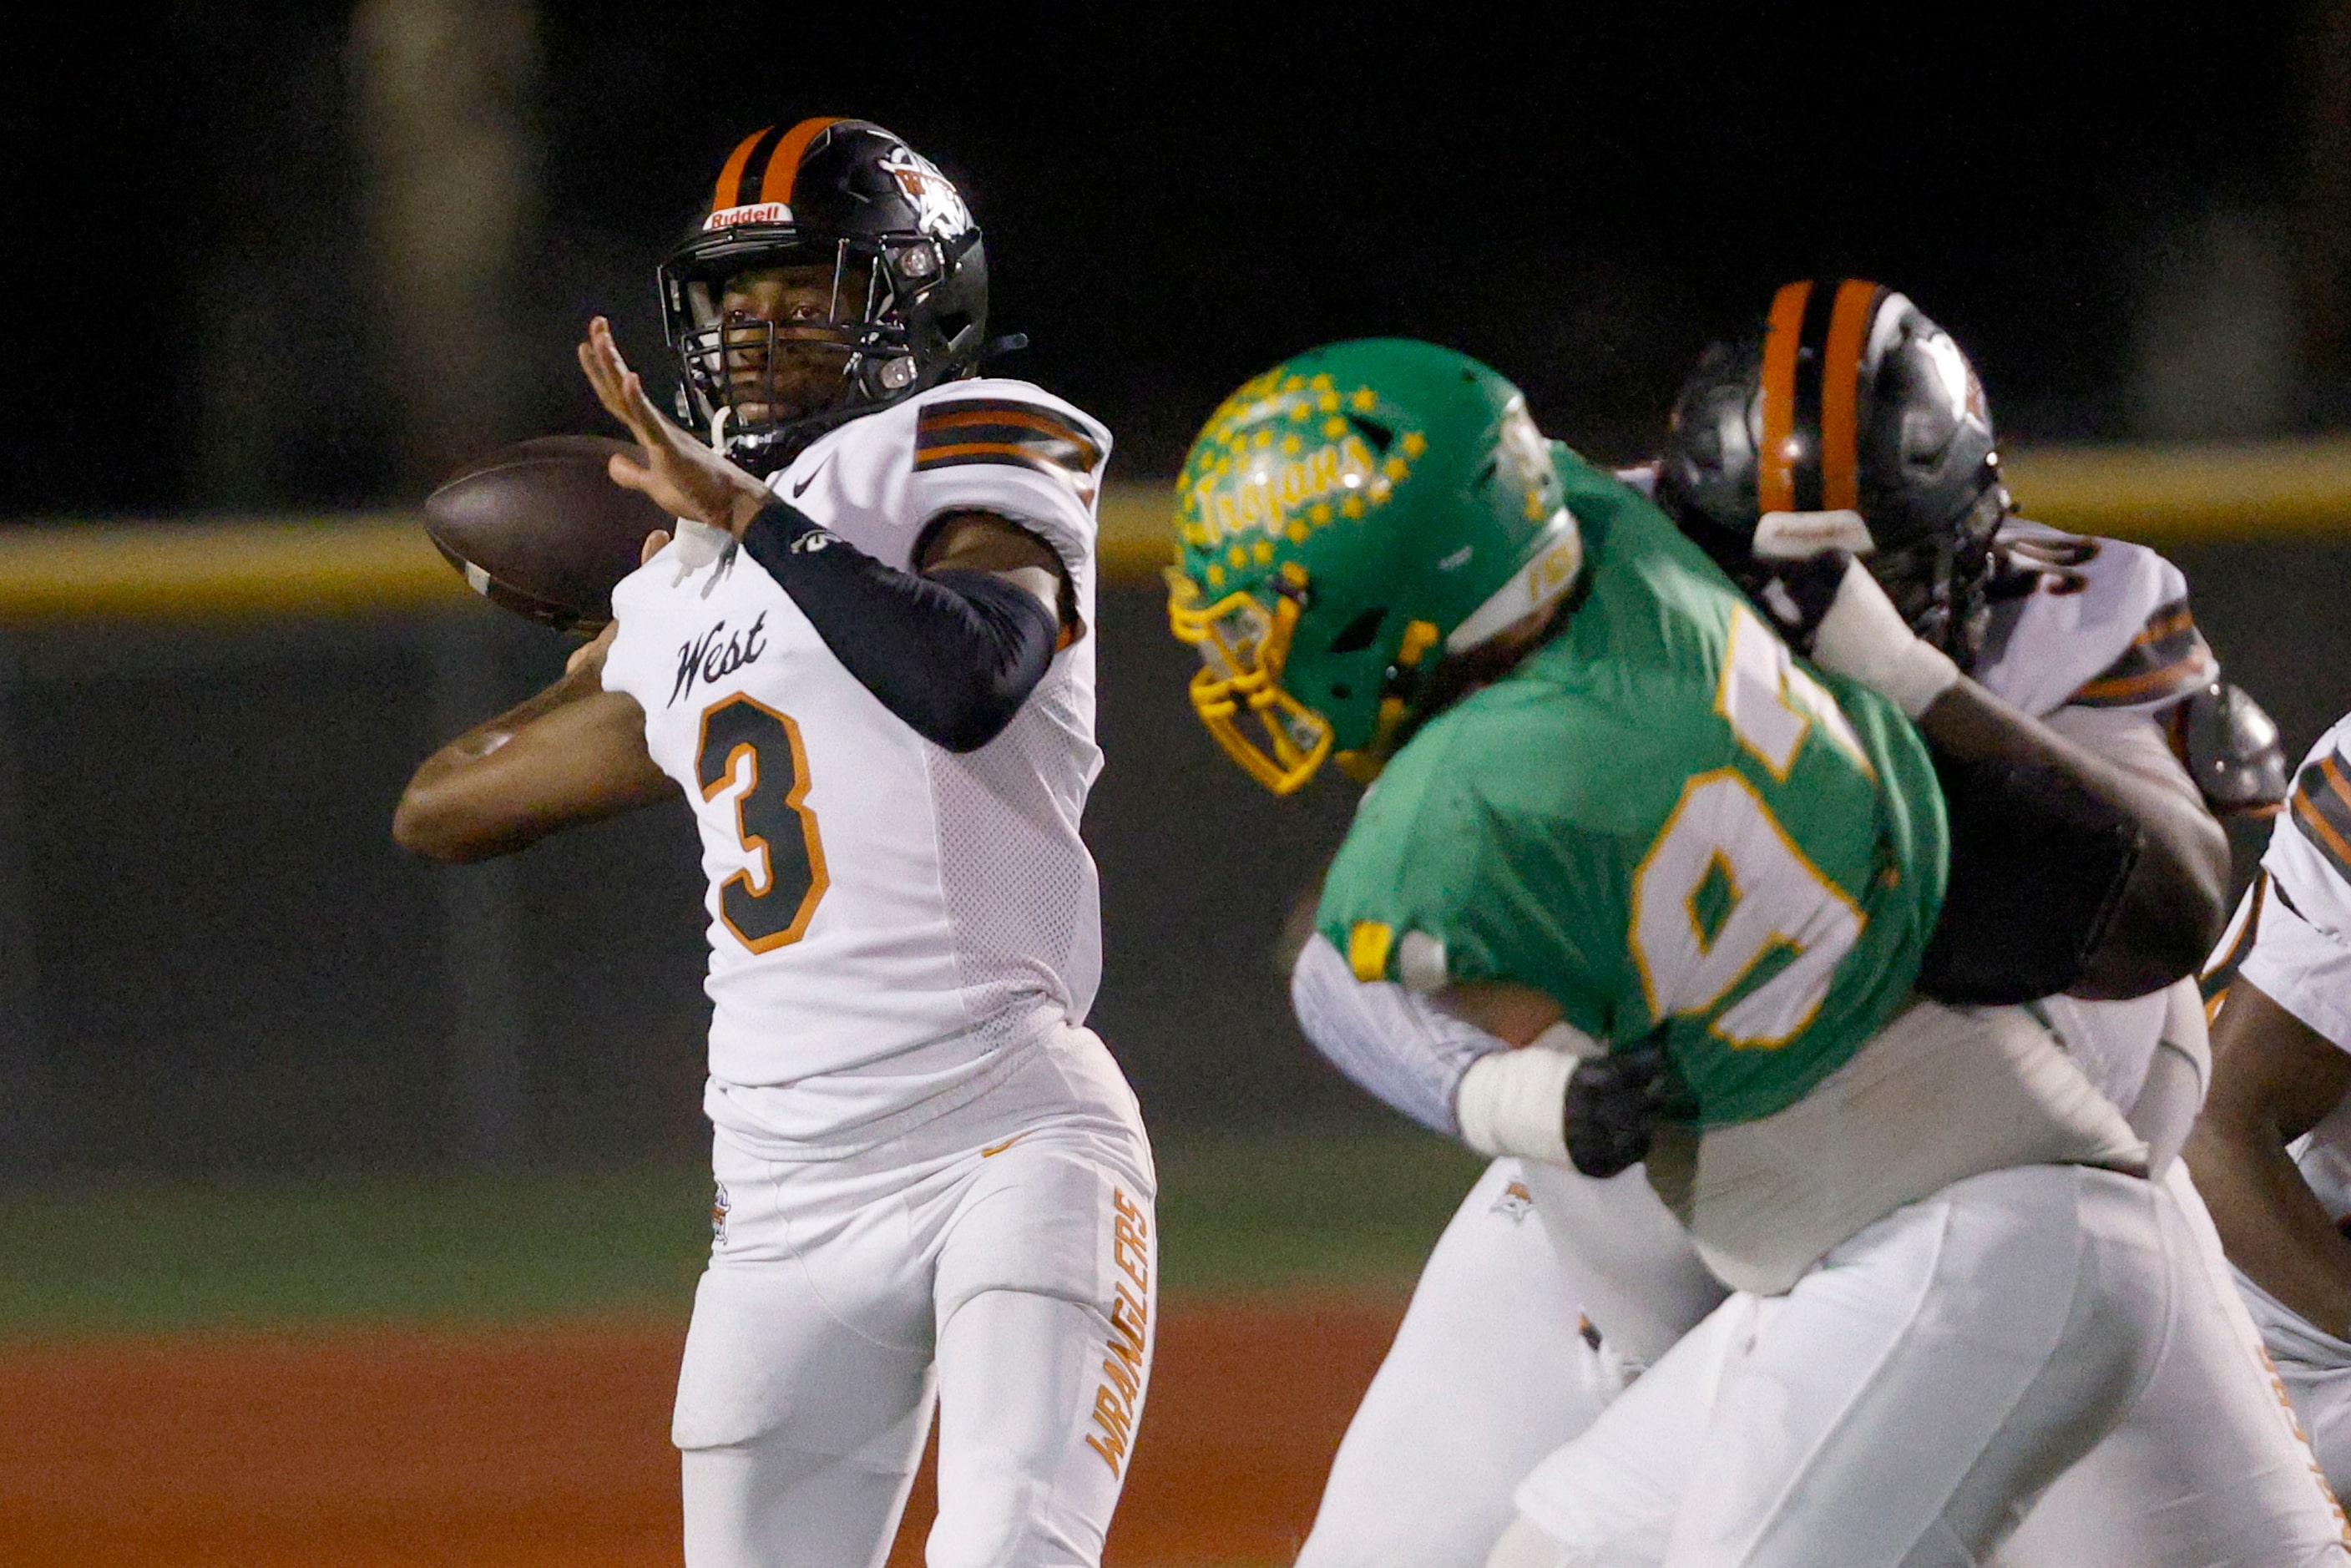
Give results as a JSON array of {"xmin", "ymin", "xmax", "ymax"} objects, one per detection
[
  {"xmin": 395, "ymin": 119, "xmax": 1153, "ymax": 1568},
  {"xmin": 1284, "ymin": 282, "xmax": 2339, "ymax": 1567},
  {"xmin": 2192, "ymin": 711, "xmax": 2351, "ymax": 1497}
]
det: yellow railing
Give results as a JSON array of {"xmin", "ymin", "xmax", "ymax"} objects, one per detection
[{"xmin": 5, "ymin": 438, "xmax": 2350, "ymax": 622}]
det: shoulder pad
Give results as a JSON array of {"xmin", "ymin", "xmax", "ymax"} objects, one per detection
[
  {"xmin": 2182, "ymin": 681, "xmax": 2288, "ymax": 816},
  {"xmin": 1977, "ymin": 520, "xmax": 2215, "ymax": 716}
]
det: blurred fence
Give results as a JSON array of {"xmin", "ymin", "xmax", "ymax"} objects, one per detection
[{"xmin": 0, "ymin": 451, "xmax": 2348, "ymax": 1179}]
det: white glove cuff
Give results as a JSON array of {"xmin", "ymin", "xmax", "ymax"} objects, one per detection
[
  {"xmin": 1454, "ymin": 1045, "xmax": 1574, "ymax": 1163},
  {"xmin": 1810, "ymin": 558, "xmax": 1963, "ymax": 717}
]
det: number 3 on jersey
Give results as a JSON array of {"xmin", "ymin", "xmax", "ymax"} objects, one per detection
[{"xmin": 697, "ymin": 695, "xmax": 829, "ymax": 952}]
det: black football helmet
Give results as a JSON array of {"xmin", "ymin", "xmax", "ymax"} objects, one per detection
[
  {"xmin": 659, "ymin": 118, "xmax": 989, "ymax": 474},
  {"xmin": 1659, "ymin": 281, "xmax": 2006, "ymax": 664}
]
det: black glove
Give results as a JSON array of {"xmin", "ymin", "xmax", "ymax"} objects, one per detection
[
  {"xmin": 1564, "ymin": 1030, "xmax": 1680, "ymax": 1179},
  {"xmin": 1742, "ymin": 549, "xmax": 1857, "ymax": 657}
]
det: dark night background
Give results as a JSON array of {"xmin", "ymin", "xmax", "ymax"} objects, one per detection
[
  {"xmin": 1, "ymin": 3, "xmax": 2348, "ymax": 1176},
  {"xmin": 5, "ymin": 4, "xmax": 2343, "ymax": 513}
]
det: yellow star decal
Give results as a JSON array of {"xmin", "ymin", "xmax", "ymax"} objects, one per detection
[
  {"xmin": 1308, "ymin": 502, "xmax": 1332, "ymax": 524},
  {"xmin": 1289, "ymin": 401, "xmax": 1310, "ymax": 421},
  {"xmin": 1342, "ymin": 495, "xmax": 1365, "ymax": 518},
  {"xmin": 1401, "ymin": 432, "xmax": 1427, "ymax": 458},
  {"xmin": 1287, "ymin": 523, "xmax": 1309, "ymax": 544},
  {"xmin": 1253, "ymin": 539, "xmax": 1275, "ymax": 564},
  {"xmin": 1282, "ymin": 433, "xmax": 1302, "ymax": 454},
  {"xmin": 1322, "ymin": 417, "xmax": 1347, "ymax": 439},
  {"xmin": 1319, "ymin": 391, "xmax": 1340, "ymax": 412},
  {"xmin": 1351, "ymin": 387, "xmax": 1378, "ymax": 412},
  {"xmin": 1383, "ymin": 456, "xmax": 1409, "ymax": 481},
  {"xmin": 1228, "ymin": 544, "xmax": 1248, "ymax": 568},
  {"xmin": 1206, "ymin": 564, "xmax": 1225, "ymax": 587}
]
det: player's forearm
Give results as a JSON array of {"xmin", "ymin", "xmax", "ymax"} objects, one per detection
[
  {"xmin": 1291, "ymin": 933, "xmax": 1514, "ymax": 1137},
  {"xmin": 394, "ymin": 672, "xmax": 670, "ymax": 862},
  {"xmin": 1918, "ymin": 680, "xmax": 2229, "ymax": 995},
  {"xmin": 2186, "ymin": 1118, "xmax": 2351, "ymax": 1337}
]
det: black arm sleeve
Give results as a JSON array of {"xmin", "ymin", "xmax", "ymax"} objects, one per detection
[{"xmin": 740, "ymin": 499, "xmax": 1059, "ymax": 753}]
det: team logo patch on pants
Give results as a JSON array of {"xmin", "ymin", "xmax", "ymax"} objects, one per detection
[
  {"xmin": 710, "ymin": 1181, "xmax": 730, "ymax": 1247},
  {"xmin": 1085, "ymin": 1186, "xmax": 1151, "ymax": 1476}
]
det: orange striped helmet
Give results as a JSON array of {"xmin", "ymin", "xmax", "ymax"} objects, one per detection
[
  {"xmin": 658, "ymin": 118, "xmax": 989, "ymax": 473},
  {"xmin": 1657, "ymin": 281, "xmax": 2005, "ymax": 662}
]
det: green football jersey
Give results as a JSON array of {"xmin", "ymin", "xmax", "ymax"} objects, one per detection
[{"xmin": 1318, "ymin": 448, "xmax": 1948, "ymax": 1128}]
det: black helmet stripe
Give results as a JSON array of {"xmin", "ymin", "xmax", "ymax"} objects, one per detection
[
  {"xmin": 1787, "ymin": 281, "xmax": 1838, "ymax": 511},
  {"xmin": 711, "ymin": 124, "xmax": 783, "ymax": 214}
]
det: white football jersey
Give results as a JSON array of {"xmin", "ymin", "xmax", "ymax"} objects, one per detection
[
  {"xmin": 1973, "ymin": 518, "xmax": 2216, "ymax": 1114},
  {"xmin": 2209, "ymin": 711, "xmax": 2351, "ymax": 1217},
  {"xmin": 601, "ymin": 377, "xmax": 1112, "ymax": 1147}
]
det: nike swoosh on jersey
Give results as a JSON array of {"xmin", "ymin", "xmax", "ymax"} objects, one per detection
[{"xmin": 791, "ymin": 453, "xmax": 834, "ymax": 497}]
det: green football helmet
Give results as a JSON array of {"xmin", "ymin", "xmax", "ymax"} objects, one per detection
[{"xmin": 1167, "ymin": 339, "xmax": 1582, "ymax": 794}]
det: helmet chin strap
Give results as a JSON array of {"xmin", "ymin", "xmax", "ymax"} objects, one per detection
[{"xmin": 708, "ymin": 403, "xmax": 731, "ymax": 451}]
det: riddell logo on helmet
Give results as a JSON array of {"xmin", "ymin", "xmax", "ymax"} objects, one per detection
[{"xmin": 703, "ymin": 201, "xmax": 793, "ymax": 230}]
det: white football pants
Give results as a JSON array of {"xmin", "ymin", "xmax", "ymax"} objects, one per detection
[
  {"xmin": 1293, "ymin": 1160, "xmax": 1621, "ymax": 1568},
  {"xmin": 1995, "ymin": 1161, "xmax": 2349, "ymax": 1564},
  {"xmin": 672, "ymin": 1026, "xmax": 1155, "ymax": 1568},
  {"xmin": 2234, "ymin": 1255, "xmax": 2351, "ymax": 1500},
  {"xmin": 1509, "ymin": 1163, "xmax": 2351, "ymax": 1567}
]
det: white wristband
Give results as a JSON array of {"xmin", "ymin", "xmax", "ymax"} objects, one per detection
[
  {"xmin": 1454, "ymin": 1046, "xmax": 1574, "ymax": 1163},
  {"xmin": 1809, "ymin": 558, "xmax": 1962, "ymax": 718}
]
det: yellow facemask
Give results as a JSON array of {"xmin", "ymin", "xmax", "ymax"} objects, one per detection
[{"xmin": 1165, "ymin": 567, "xmax": 1333, "ymax": 795}]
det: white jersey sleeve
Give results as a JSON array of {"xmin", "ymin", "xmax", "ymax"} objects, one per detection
[
  {"xmin": 1974, "ymin": 518, "xmax": 2216, "ymax": 719},
  {"xmin": 2220, "ymin": 713, "xmax": 2351, "ymax": 1053},
  {"xmin": 1972, "ymin": 526, "xmax": 2217, "ymax": 1119},
  {"xmin": 1290, "ymin": 932, "xmax": 1507, "ymax": 1136},
  {"xmin": 772, "ymin": 376, "xmax": 1110, "ymax": 633}
]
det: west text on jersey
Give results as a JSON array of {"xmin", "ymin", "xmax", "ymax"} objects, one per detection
[{"xmin": 670, "ymin": 613, "xmax": 769, "ymax": 706}]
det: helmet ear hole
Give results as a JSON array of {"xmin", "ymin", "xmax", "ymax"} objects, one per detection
[
  {"xmin": 1345, "ymin": 415, "xmax": 1395, "ymax": 454},
  {"xmin": 1327, "ymin": 607, "xmax": 1388, "ymax": 655}
]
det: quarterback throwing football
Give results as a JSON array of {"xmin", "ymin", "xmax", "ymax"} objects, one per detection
[{"xmin": 396, "ymin": 119, "xmax": 1152, "ymax": 1568}]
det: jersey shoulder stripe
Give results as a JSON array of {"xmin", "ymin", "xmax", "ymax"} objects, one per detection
[
  {"xmin": 915, "ymin": 397, "xmax": 1105, "ymax": 485},
  {"xmin": 2067, "ymin": 597, "xmax": 2217, "ymax": 708},
  {"xmin": 2290, "ymin": 746, "xmax": 2351, "ymax": 887},
  {"xmin": 2201, "ymin": 869, "xmax": 2269, "ymax": 1006}
]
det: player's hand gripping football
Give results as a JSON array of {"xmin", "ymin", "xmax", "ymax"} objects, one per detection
[{"xmin": 577, "ymin": 316, "xmax": 773, "ymax": 538}]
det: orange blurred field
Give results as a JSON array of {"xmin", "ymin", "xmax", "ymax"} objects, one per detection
[{"xmin": 0, "ymin": 1294, "xmax": 1403, "ymax": 1568}]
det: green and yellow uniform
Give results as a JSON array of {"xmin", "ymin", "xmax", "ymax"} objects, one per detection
[{"xmin": 1318, "ymin": 452, "xmax": 1947, "ymax": 1126}]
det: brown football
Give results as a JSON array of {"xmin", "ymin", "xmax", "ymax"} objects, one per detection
[{"xmin": 424, "ymin": 435, "xmax": 673, "ymax": 632}]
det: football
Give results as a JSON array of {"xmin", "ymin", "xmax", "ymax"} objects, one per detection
[{"xmin": 423, "ymin": 435, "xmax": 674, "ymax": 632}]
